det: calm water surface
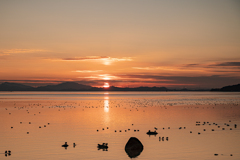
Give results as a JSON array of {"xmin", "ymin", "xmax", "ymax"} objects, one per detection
[{"xmin": 0, "ymin": 91, "xmax": 240, "ymax": 160}]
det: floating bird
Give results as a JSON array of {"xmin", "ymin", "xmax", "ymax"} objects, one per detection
[
  {"xmin": 146, "ymin": 130, "xmax": 158, "ymax": 135},
  {"xmin": 62, "ymin": 142, "xmax": 69, "ymax": 148},
  {"xmin": 97, "ymin": 143, "xmax": 108, "ymax": 150}
]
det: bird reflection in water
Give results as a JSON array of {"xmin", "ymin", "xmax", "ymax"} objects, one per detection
[{"xmin": 97, "ymin": 143, "xmax": 108, "ymax": 151}]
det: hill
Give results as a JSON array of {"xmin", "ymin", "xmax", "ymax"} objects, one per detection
[
  {"xmin": 36, "ymin": 82, "xmax": 92, "ymax": 91},
  {"xmin": 211, "ymin": 84, "xmax": 240, "ymax": 92},
  {"xmin": 0, "ymin": 82, "xmax": 34, "ymax": 91}
]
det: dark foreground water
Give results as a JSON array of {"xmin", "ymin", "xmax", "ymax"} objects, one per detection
[{"xmin": 0, "ymin": 91, "xmax": 240, "ymax": 160}]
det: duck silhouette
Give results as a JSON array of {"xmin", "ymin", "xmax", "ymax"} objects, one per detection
[{"xmin": 62, "ymin": 142, "xmax": 69, "ymax": 149}]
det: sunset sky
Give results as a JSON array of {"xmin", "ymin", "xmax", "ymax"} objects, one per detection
[{"xmin": 0, "ymin": 0, "xmax": 240, "ymax": 89}]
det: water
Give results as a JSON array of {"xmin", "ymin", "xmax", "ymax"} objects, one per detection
[{"xmin": 0, "ymin": 91, "xmax": 240, "ymax": 160}]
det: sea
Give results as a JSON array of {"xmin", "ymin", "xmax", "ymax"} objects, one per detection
[{"xmin": 0, "ymin": 91, "xmax": 240, "ymax": 160}]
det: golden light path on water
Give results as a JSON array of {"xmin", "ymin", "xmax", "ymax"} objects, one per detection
[{"xmin": 104, "ymin": 94, "xmax": 109, "ymax": 113}]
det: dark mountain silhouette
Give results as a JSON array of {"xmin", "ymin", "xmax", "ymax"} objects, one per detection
[
  {"xmin": 36, "ymin": 82, "xmax": 92, "ymax": 91},
  {"xmin": 106, "ymin": 86, "xmax": 168, "ymax": 91},
  {"xmin": 0, "ymin": 81, "xmax": 211, "ymax": 91},
  {"xmin": 0, "ymin": 82, "xmax": 34, "ymax": 91},
  {"xmin": 0, "ymin": 82, "xmax": 170, "ymax": 91},
  {"xmin": 211, "ymin": 83, "xmax": 240, "ymax": 92}
]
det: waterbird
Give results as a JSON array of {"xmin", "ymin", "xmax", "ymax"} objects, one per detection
[
  {"xmin": 62, "ymin": 142, "xmax": 69, "ymax": 148},
  {"xmin": 97, "ymin": 143, "xmax": 108, "ymax": 149}
]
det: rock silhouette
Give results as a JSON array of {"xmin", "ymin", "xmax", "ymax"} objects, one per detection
[{"xmin": 125, "ymin": 137, "xmax": 144, "ymax": 158}]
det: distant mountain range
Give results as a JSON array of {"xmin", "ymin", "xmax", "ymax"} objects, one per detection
[
  {"xmin": 0, "ymin": 82, "xmax": 92, "ymax": 91},
  {"xmin": 0, "ymin": 82, "xmax": 239, "ymax": 91},
  {"xmin": 0, "ymin": 82, "xmax": 169, "ymax": 91},
  {"xmin": 210, "ymin": 83, "xmax": 240, "ymax": 92}
]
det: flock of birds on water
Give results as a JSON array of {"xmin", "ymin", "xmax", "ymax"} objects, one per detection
[{"xmin": 1, "ymin": 97, "xmax": 239, "ymax": 158}]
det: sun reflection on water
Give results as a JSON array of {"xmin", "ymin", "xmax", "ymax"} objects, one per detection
[{"xmin": 104, "ymin": 95, "xmax": 109, "ymax": 113}]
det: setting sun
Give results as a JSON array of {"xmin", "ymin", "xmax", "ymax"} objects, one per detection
[{"xmin": 103, "ymin": 82, "xmax": 110, "ymax": 88}]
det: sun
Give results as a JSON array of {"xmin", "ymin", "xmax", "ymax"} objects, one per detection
[{"xmin": 103, "ymin": 82, "xmax": 110, "ymax": 88}]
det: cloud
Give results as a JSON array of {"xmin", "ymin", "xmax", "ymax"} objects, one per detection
[
  {"xmin": 133, "ymin": 66, "xmax": 175, "ymax": 71},
  {"xmin": 213, "ymin": 62, "xmax": 240, "ymax": 67},
  {"xmin": 61, "ymin": 56, "xmax": 108, "ymax": 61},
  {"xmin": 55, "ymin": 56, "xmax": 133, "ymax": 65},
  {"xmin": 0, "ymin": 53, "xmax": 10, "ymax": 56},
  {"xmin": 81, "ymin": 74, "xmax": 119, "ymax": 80},
  {"xmin": 182, "ymin": 64, "xmax": 200, "ymax": 67},
  {"xmin": 1, "ymin": 49, "xmax": 47, "ymax": 54},
  {"xmin": 108, "ymin": 74, "xmax": 240, "ymax": 88},
  {"xmin": 73, "ymin": 70, "xmax": 102, "ymax": 73}
]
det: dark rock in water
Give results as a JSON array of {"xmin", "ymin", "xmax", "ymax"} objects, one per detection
[{"xmin": 125, "ymin": 137, "xmax": 144, "ymax": 158}]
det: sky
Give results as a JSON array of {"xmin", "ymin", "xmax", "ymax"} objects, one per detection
[{"xmin": 0, "ymin": 0, "xmax": 240, "ymax": 89}]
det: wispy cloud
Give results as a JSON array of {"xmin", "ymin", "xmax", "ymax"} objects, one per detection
[
  {"xmin": 82, "ymin": 74, "xmax": 119, "ymax": 80},
  {"xmin": 211, "ymin": 62, "xmax": 240, "ymax": 67},
  {"xmin": 0, "ymin": 53, "xmax": 10, "ymax": 56},
  {"xmin": 61, "ymin": 56, "xmax": 108, "ymax": 61},
  {"xmin": 133, "ymin": 66, "xmax": 175, "ymax": 71},
  {"xmin": 1, "ymin": 49, "xmax": 47, "ymax": 54},
  {"xmin": 54, "ymin": 56, "xmax": 133, "ymax": 65},
  {"xmin": 73, "ymin": 70, "xmax": 102, "ymax": 73}
]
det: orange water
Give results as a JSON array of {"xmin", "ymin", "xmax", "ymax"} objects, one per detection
[{"xmin": 0, "ymin": 92, "xmax": 240, "ymax": 159}]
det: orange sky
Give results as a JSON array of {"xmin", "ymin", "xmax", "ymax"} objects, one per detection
[{"xmin": 0, "ymin": 0, "xmax": 240, "ymax": 89}]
